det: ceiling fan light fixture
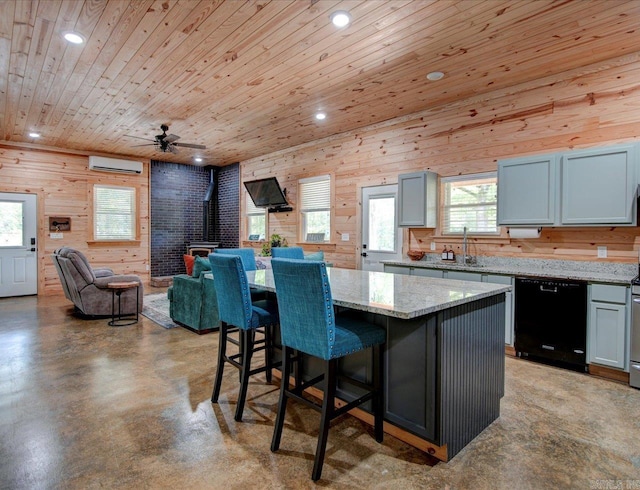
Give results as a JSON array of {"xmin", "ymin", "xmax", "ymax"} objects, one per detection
[
  {"xmin": 330, "ymin": 11, "xmax": 351, "ymax": 28},
  {"xmin": 426, "ymin": 71, "xmax": 445, "ymax": 81},
  {"xmin": 63, "ymin": 31, "xmax": 85, "ymax": 44}
]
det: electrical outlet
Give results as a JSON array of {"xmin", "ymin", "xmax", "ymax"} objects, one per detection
[
  {"xmin": 430, "ymin": 242, "xmax": 436, "ymax": 251},
  {"xmin": 597, "ymin": 246, "xmax": 607, "ymax": 258}
]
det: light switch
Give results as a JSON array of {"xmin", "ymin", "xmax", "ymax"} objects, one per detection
[
  {"xmin": 341, "ymin": 233, "xmax": 349, "ymax": 241},
  {"xmin": 430, "ymin": 242, "xmax": 436, "ymax": 251},
  {"xmin": 50, "ymin": 232, "xmax": 63, "ymax": 239}
]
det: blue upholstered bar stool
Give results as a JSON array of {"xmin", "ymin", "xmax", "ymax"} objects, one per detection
[
  {"xmin": 208, "ymin": 253, "xmax": 278, "ymax": 422},
  {"xmin": 270, "ymin": 258, "xmax": 386, "ymax": 481},
  {"xmin": 215, "ymin": 247, "xmax": 258, "ymax": 270},
  {"xmin": 215, "ymin": 247, "xmax": 266, "ymax": 300},
  {"xmin": 270, "ymin": 246, "xmax": 304, "ymax": 259}
]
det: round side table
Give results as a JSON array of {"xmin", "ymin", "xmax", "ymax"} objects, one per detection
[{"xmin": 107, "ymin": 281, "xmax": 140, "ymax": 326}]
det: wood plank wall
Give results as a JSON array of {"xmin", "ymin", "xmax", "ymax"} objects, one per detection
[
  {"xmin": 0, "ymin": 147, "xmax": 150, "ymax": 295},
  {"xmin": 240, "ymin": 53, "xmax": 640, "ymax": 269}
]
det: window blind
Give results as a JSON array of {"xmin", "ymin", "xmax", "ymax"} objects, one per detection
[
  {"xmin": 246, "ymin": 193, "xmax": 265, "ymax": 215},
  {"xmin": 94, "ymin": 185, "xmax": 136, "ymax": 240},
  {"xmin": 441, "ymin": 173, "xmax": 498, "ymax": 234},
  {"xmin": 300, "ymin": 175, "xmax": 330, "ymax": 211}
]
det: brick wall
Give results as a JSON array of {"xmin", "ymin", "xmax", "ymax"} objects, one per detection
[
  {"xmin": 150, "ymin": 161, "xmax": 211, "ymax": 277},
  {"xmin": 150, "ymin": 161, "xmax": 240, "ymax": 277},
  {"xmin": 218, "ymin": 163, "xmax": 239, "ymax": 248}
]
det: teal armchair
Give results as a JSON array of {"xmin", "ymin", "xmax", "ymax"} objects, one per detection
[{"xmin": 168, "ymin": 271, "xmax": 220, "ymax": 334}]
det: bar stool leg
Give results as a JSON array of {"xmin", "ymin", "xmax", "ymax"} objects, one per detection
[
  {"xmin": 264, "ymin": 325, "xmax": 273, "ymax": 383},
  {"xmin": 211, "ymin": 322, "xmax": 228, "ymax": 403},
  {"xmin": 235, "ymin": 329, "xmax": 255, "ymax": 422},
  {"xmin": 271, "ymin": 346, "xmax": 291, "ymax": 452},
  {"xmin": 312, "ymin": 359, "xmax": 337, "ymax": 482}
]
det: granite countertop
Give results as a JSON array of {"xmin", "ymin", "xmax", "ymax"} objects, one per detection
[
  {"xmin": 247, "ymin": 267, "xmax": 510, "ymax": 320},
  {"xmin": 382, "ymin": 256, "xmax": 637, "ymax": 285}
]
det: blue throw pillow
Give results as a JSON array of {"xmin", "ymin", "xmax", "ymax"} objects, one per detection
[
  {"xmin": 304, "ymin": 251, "xmax": 324, "ymax": 261},
  {"xmin": 192, "ymin": 256, "xmax": 212, "ymax": 277}
]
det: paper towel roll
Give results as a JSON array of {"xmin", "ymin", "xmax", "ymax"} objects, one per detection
[{"xmin": 508, "ymin": 227, "xmax": 541, "ymax": 239}]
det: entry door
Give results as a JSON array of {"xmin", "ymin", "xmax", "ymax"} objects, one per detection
[
  {"xmin": 0, "ymin": 193, "xmax": 38, "ymax": 297},
  {"xmin": 361, "ymin": 185, "xmax": 402, "ymax": 271}
]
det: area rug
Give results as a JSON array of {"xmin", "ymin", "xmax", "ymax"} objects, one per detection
[{"xmin": 141, "ymin": 293, "xmax": 179, "ymax": 329}]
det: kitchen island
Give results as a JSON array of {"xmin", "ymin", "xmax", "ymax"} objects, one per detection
[{"xmin": 247, "ymin": 267, "xmax": 511, "ymax": 461}]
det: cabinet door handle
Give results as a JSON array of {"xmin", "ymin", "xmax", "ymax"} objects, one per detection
[{"xmin": 539, "ymin": 285, "xmax": 558, "ymax": 293}]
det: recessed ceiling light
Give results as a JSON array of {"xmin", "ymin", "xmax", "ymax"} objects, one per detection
[
  {"xmin": 330, "ymin": 11, "xmax": 351, "ymax": 28},
  {"xmin": 194, "ymin": 157, "xmax": 203, "ymax": 163},
  {"xmin": 315, "ymin": 112, "xmax": 326, "ymax": 121},
  {"xmin": 28, "ymin": 132, "xmax": 40, "ymax": 138},
  {"xmin": 63, "ymin": 31, "xmax": 85, "ymax": 44},
  {"xmin": 426, "ymin": 71, "xmax": 445, "ymax": 81}
]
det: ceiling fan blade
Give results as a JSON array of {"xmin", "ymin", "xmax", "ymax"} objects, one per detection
[
  {"xmin": 168, "ymin": 144, "xmax": 179, "ymax": 154},
  {"xmin": 164, "ymin": 133, "xmax": 181, "ymax": 143},
  {"xmin": 174, "ymin": 142, "xmax": 206, "ymax": 149},
  {"xmin": 125, "ymin": 135, "xmax": 155, "ymax": 142},
  {"xmin": 131, "ymin": 143, "xmax": 158, "ymax": 147}
]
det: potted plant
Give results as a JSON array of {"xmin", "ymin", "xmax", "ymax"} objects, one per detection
[{"xmin": 261, "ymin": 234, "xmax": 288, "ymax": 256}]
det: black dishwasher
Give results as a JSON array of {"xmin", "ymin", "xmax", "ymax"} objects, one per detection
[{"xmin": 514, "ymin": 277, "xmax": 587, "ymax": 371}]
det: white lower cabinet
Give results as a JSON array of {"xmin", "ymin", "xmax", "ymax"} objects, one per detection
[
  {"xmin": 384, "ymin": 265, "xmax": 411, "ymax": 275},
  {"xmin": 412, "ymin": 268, "xmax": 444, "ymax": 278},
  {"xmin": 444, "ymin": 270, "xmax": 483, "ymax": 282},
  {"xmin": 484, "ymin": 274, "xmax": 515, "ymax": 346},
  {"xmin": 588, "ymin": 284, "xmax": 628, "ymax": 370}
]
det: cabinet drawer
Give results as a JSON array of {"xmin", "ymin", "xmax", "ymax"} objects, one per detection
[
  {"xmin": 484, "ymin": 274, "xmax": 512, "ymax": 285},
  {"xmin": 384, "ymin": 265, "xmax": 411, "ymax": 275},
  {"xmin": 445, "ymin": 270, "xmax": 483, "ymax": 282},
  {"xmin": 590, "ymin": 284, "xmax": 627, "ymax": 304},
  {"xmin": 412, "ymin": 268, "xmax": 444, "ymax": 278}
]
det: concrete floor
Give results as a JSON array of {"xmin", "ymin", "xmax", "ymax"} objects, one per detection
[{"xmin": 1, "ymin": 291, "xmax": 639, "ymax": 489}]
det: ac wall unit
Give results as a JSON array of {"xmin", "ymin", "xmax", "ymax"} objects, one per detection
[{"xmin": 89, "ymin": 156, "xmax": 143, "ymax": 174}]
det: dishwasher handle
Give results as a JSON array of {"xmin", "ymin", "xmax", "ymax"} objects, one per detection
[{"xmin": 540, "ymin": 285, "xmax": 558, "ymax": 293}]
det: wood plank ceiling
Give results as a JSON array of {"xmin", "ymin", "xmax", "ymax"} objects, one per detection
[{"xmin": 1, "ymin": 0, "xmax": 639, "ymax": 166}]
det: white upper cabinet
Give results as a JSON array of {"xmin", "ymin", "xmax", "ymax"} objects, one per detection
[
  {"xmin": 497, "ymin": 143, "xmax": 638, "ymax": 227},
  {"xmin": 497, "ymin": 153, "xmax": 559, "ymax": 226},
  {"xmin": 561, "ymin": 144, "xmax": 637, "ymax": 225},
  {"xmin": 397, "ymin": 171, "xmax": 438, "ymax": 227}
]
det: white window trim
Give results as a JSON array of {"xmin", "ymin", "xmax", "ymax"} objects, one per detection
[
  {"xmin": 245, "ymin": 192, "xmax": 266, "ymax": 240},
  {"xmin": 93, "ymin": 184, "xmax": 137, "ymax": 241},
  {"xmin": 299, "ymin": 174, "xmax": 331, "ymax": 243},
  {"xmin": 440, "ymin": 172, "xmax": 499, "ymax": 236}
]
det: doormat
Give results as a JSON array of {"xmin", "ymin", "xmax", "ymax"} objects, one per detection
[{"xmin": 141, "ymin": 293, "xmax": 179, "ymax": 329}]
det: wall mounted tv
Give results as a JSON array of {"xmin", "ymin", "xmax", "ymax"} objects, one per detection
[{"xmin": 244, "ymin": 177, "xmax": 292, "ymax": 212}]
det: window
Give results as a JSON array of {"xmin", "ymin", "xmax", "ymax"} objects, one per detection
[
  {"xmin": 0, "ymin": 200, "xmax": 23, "ymax": 246},
  {"xmin": 246, "ymin": 193, "xmax": 266, "ymax": 240},
  {"xmin": 441, "ymin": 173, "xmax": 498, "ymax": 235},
  {"xmin": 93, "ymin": 185, "xmax": 137, "ymax": 240},
  {"xmin": 299, "ymin": 175, "xmax": 331, "ymax": 242}
]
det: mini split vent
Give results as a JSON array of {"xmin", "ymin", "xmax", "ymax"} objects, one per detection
[{"xmin": 89, "ymin": 156, "xmax": 143, "ymax": 174}]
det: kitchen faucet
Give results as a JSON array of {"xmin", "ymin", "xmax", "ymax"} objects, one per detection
[{"xmin": 462, "ymin": 226, "xmax": 475, "ymax": 265}]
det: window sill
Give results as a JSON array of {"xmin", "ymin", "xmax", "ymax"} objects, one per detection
[
  {"xmin": 87, "ymin": 240, "xmax": 141, "ymax": 246},
  {"xmin": 295, "ymin": 242, "xmax": 337, "ymax": 251}
]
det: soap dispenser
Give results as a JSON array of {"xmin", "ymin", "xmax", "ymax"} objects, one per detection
[
  {"xmin": 447, "ymin": 246, "xmax": 455, "ymax": 261},
  {"xmin": 442, "ymin": 246, "xmax": 448, "ymax": 260}
]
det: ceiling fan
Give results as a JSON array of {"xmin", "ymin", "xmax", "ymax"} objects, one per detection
[{"xmin": 126, "ymin": 124, "xmax": 206, "ymax": 154}]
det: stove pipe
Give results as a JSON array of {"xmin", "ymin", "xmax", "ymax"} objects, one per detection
[{"xmin": 203, "ymin": 167, "xmax": 219, "ymax": 242}]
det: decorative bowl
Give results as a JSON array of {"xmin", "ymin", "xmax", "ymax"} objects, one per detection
[{"xmin": 407, "ymin": 250, "xmax": 425, "ymax": 261}]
